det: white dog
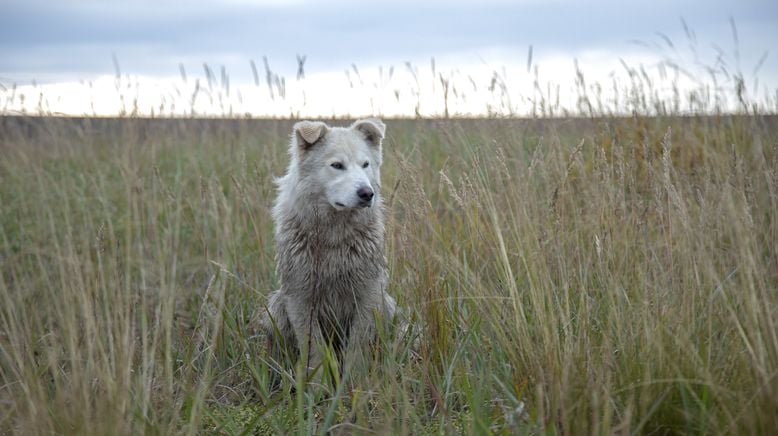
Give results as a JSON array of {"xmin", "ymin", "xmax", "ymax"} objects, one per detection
[{"xmin": 260, "ymin": 118, "xmax": 398, "ymax": 378}]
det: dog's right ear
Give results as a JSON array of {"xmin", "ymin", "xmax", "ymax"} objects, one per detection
[
  {"xmin": 351, "ymin": 118, "xmax": 386, "ymax": 147},
  {"xmin": 293, "ymin": 121, "xmax": 330, "ymax": 151}
]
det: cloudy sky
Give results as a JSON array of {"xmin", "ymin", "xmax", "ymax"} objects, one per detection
[{"xmin": 1, "ymin": 0, "xmax": 776, "ymax": 116}]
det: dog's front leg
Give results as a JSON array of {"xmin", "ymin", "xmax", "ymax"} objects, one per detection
[
  {"xmin": 342, "ymin": 305, "xmax": 384, "ymax": 376},
  {"xmin": 287, "ymin": 307, "xmax": 324, "ymax": 381},
  {"xmin": 259, "ymin": 290, "xmax": 298, "ymax": 374}
]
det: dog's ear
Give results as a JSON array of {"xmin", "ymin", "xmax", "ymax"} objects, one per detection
[
  {"xmin": 293, "ymin": 121, "xmax": 330, "ymax": 150},
  {"xmin": 351, "ymin": 118, "xmax": 386, "ymax": 147}
]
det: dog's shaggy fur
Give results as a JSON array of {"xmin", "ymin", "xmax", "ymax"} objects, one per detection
[{"xmin": 260, "ymin": 119, "xmax": 398, "ymax": 374}]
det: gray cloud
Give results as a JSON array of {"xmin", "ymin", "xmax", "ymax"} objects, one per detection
[{"xmin": 1, "ymin": 0, "xmax": 776, "ymax": 83}]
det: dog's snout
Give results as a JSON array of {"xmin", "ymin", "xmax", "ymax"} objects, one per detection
[{"xmin": 357, "ymin": 186, "xmax": 374, "ymax": 202}]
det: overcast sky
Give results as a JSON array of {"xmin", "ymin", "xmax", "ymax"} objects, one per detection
[{"xmin": 1, "ymin": 0, "xmax": 776, "ymax": 116}]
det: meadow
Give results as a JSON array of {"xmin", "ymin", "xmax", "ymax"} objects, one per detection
[{"xmin": 0, "ymin": 109, "xmax": 776, "ymax": 435}]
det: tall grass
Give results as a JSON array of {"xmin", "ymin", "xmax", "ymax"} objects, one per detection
[{"xmin": 1, "ymin": 111, "xmax": 776, "ymax": 433}]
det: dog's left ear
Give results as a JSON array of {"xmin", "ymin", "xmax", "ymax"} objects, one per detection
[{"xmin": 351, "ymin": 118, "xmax": 386, "ymax": 147}]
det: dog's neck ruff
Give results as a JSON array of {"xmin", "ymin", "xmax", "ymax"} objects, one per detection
[
  {"xmin": 273, "ymin": 193, "xmax": 387, "ymax": 301},
  {"xmin": 278, "ymin": 193, "xmax": 384, "ymax": 247}
]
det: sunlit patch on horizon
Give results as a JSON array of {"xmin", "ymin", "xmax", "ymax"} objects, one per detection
[{"xmin": 2, "ymin": 48, "xmax": 775, "ymax": 117}]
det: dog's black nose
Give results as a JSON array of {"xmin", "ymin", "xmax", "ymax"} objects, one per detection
[{"xmin": 357, "ymin": 186, "xmax": 374, "ymax": 202}]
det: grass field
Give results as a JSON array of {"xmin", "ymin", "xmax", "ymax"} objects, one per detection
[{"xmin": 1, "ymin": 113, "xmax": 777, "ymax": 434}]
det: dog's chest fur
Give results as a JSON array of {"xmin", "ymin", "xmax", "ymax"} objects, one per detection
[{"xmin": 275, "ymin": 208, "xmax": 387, "ymax": 340}]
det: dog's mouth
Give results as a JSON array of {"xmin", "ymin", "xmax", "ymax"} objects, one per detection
[{"xmin": 333, "ymin": 201, "xmax": 371, "ymax": 209}]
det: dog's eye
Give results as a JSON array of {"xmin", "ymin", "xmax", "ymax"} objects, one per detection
[
  {"xmin": 362, "ymin": 162, "xmax": 369, "ymax": 168},
  {"xmin": 330, "ymin": 162, "xmax": 344, "ymax": 170}
]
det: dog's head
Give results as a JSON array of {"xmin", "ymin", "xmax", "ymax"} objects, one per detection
[{"xmin": 289, "ymin": 118, "xmax": 386, "ymax": 211}]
